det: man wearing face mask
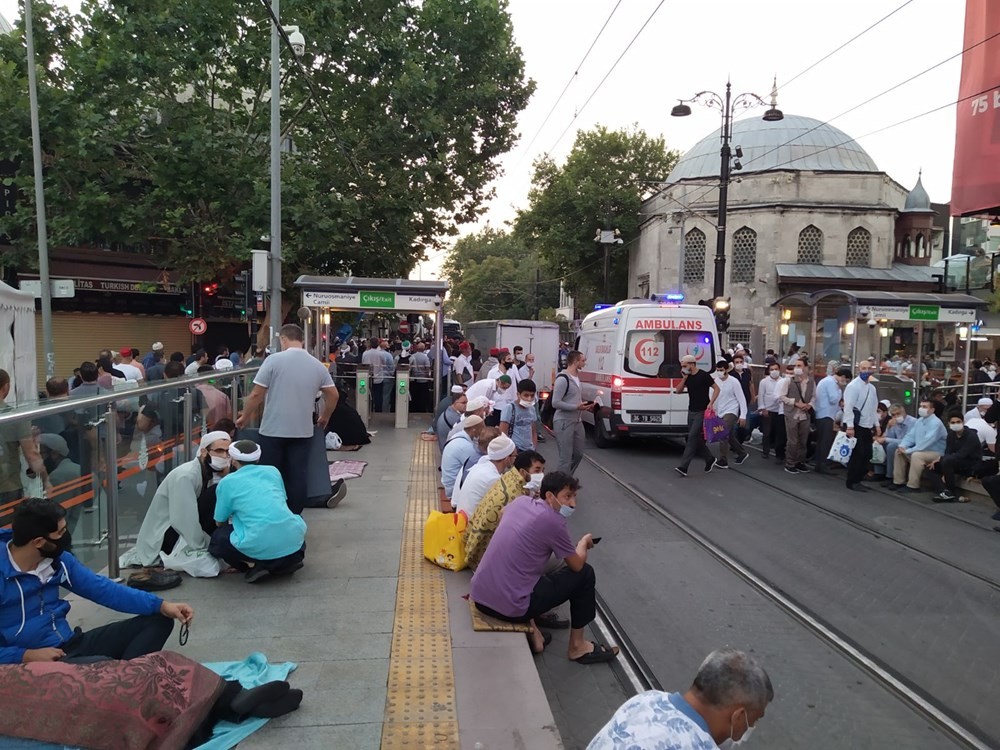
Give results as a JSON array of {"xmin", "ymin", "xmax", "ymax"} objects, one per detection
[
  {"xmin": 778, "ymin": 361, "xmax": 815, "ymax": 475},
  {"xmin": 465, "ymin": 450, "xmax": 545, "ymax": 569},
  {"xmin": 453, "ymin": 434, "xmax": 518, "ymax": 518},
  {"xmin": 488, "ymin": 349, "xmax": 521, "ymax": 388},
  {"xmin": 756, "ymin": 362, "xmax": 786, "ymax": 462},
  {"xmin": 471, "ymin": 472, "xmax": 618, "ymax": 663},
  {"xmin": 891, "ymin": 399, "xmax": 947, "ymax": 493},
  {"xmin": 119, "ymin": 431, "xmax": 233, "ymax": 573},
  {"xmin": 1, "ymin": 498, "xmax": 193, "ymax": 664},
  {"xmin": 842, "ymin": 361, "xmax": 880, "ymax": 492},
  {"xmin": 711, "ymin": 361, "xmax": 749, "ymax": 469},
  {"xmin": 925, "ymin": 411, "xmax": 981, "ymax": 503},
  {"xmin": 964, "ymin": 396, "xmax": 994, "ymax": 423},
  {"xmin": 500, "ymin": 379, "xmax": 540, "ymax": 452},
  {"xmin": 588, "ymin": 648, "xmax": 773, "ymax": 750},
  {"xmin": 874, "ymin": 403, "xmax": 916, "ymax": 482},
  {"xmin": 813, "ymin": 367, "xmax": 850, "ymax": 475},
  {"xmin": 730, "ymin": 354, "xmax": 755, "ymax": 443}
]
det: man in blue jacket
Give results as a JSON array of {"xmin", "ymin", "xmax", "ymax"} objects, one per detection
[{"xmin": 1, "ymin": 498, "xmax": 193, "ymax": 664}]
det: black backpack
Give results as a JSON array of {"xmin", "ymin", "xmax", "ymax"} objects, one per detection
[{"xmin": 540, "ymin": 373, "xmax": 569, "ymax": 428}]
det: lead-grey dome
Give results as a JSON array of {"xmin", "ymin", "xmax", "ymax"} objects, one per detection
[
  {"xmin": 667, "ymin": 114, "xmax": 879, "ymax": 182},
  {"xmin": 903, "ymin": 173, "xmax": 933, "ymax": 212}
]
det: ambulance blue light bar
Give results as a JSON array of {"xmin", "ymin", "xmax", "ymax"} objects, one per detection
[
  {"xmin": 664, "ymin": 293, "xmax": 684, "ymax": 301},
  {"xmin": 594, "ymin": 303, "xmax": 613, "ymax": 310}
]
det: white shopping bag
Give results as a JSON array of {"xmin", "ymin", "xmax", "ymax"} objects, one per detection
[
  {"xmin": 871, "ymin": 442, "xmax": 886, "ymax": 465},
  {"xmin": 325, "ymin": 431, "xmax": 343, "ymax": 450},
  {"xmin": 828, "ymin": 431, "xmax": 857, "ymax": 466},
  {"xmin": 161, "ymin": 536, "xmax": 221, "ymax": 578}
]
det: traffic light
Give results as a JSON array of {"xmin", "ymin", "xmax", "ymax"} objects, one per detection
[
  {"xmin": 202, "ymin": 282, "xmax": 219, "ymax": 297},
  {"xmin": 713, "ymin": 298, "xmax": 731, "ymax": 333}
]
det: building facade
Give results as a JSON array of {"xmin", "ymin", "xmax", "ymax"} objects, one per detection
[{"xmin": 630, "ymin": 115, "xmax": 945, "ymax": 351}]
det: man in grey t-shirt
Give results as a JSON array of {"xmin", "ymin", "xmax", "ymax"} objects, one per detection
[
  {"xmin": 237, "ymin": 324, "xmax": 339, "ymax": 513},
  {"xmin": 552, "ymin": 351, "xmax": 591, "ymax": 475}
]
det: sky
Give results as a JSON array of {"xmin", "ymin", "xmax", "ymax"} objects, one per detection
[{"xmin": 2, "ymin": 0, "xmax": 969, "ymax": 282}]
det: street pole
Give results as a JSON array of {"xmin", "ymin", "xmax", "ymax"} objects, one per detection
[
  {"xmin": 268, "ymin": 0, "xmax": 282, "ymax": 352},
  {"xmin": 23, "ymin": 0, "xmax": 55, "ymax": 379},
  {"xmin": 712, "ymin": 81, "xmax": 733, "ymax": 301},
  {"xmin": 603, "ymin": 243, "xmax": 610, "ymax": 302}
]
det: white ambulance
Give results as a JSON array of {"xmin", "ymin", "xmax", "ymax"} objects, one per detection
[{"xmin": 576, "ymin": 298, "xmax": 720, "ymax": 446}]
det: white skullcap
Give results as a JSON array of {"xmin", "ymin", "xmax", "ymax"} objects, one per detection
[
  {"xmin": 462, "ymin": 414, "xmax": 484, "ymax": 430},
  {"xmin": 466, "ymin": 395, "xmax": 490, "ymax": 412},
  {"xmin": 486, "ymin": 434, "xmax": 516, "ymax": 461},
  {"xmin": 879, "ymin": 399, "xmax": 891, "ymax": 409},
  {"xmin": 450, "ymin": 385, "xmax": 465, "ymax": 394},
  {"xmin": 38, "ymin": 433, "xmax": 69, "ymax": 456},
  {"xmin": 229, "ymin": 441, "xmax": 262, "ymax": 463},
  {"xmin": 979, "ymin": 397, "xmax": 994, "ymax": 406},
  {"xmin": 200, "ymin": 430, "xmax": 232, "ymax": 452},
  {"xmin": 151, "ymin": 341, "xmax": 164, "ymax": 351},
  {"xmin": 214, "ymin": 358, "xmax": 234, "ymax": 370}
]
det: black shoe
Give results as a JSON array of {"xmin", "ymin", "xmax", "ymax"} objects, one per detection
[
  {"xmin": 326, "ymin": 479, "xmax": 348, "ymax": 509},
  {"xmin": 991, "ymin": 511, "xmax": 1000, "ymax": 521},
  {"xmin": 846, "ymin": 484, "xmax": 868, "ymax": 493},
  {"xmin": 784, "ymin": 466, "xmax": 800, "ymax": 474},
  {"xmin": 245, "ymin": 566, "xmax": 271, "ymax": 584},
  {"xmin": 734, "ymin": 453, "xmax": 749, "ymax": 466},
  {"xmin": 251, "ymin": 688, "xmax": 303, "ymax": 718},
  {"xmin": 674, "ymin": 466, "xmax": 688, "ymax": 477},
  {"xmin": 762, "ymin": 451, "xmax": 770, "ymax": 459},
  {"xmin": 716, "ymin": 458, "xmax": 730, "ymax": 469},
  {"xmin": 795, "ymin": 463, "xmax": 811, "ymax": 473},
  {"xmin": 704, "ymin": 459, "xmax": 717, "ymax": 473}
]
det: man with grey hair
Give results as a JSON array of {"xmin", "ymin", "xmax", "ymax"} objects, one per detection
[{"xmin": 588, "ymin": 648, "xmax": 773, "ymax": 749}]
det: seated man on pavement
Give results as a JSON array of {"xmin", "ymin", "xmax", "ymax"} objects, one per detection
[
  {"xmin": 470, "ymin": 471, "xmax": 619, "ymax": 664},
  {"xmin": 453, "ymin": 434, "xmax": 516, "ymax": 518},
  {"xmin": 209, "ymin": 440, "xmax": 307, "ymax": 583},
  {"xmin": 891, "ymin": 399, "xmax": 947, "ymax": 494},
  {"xmin": 439, "ymin": 415, "xmax": 485, "ymax": 511},
  {"xmin": 587, "ymin": 648, "xmax": 773, "ymax": 750},
  {"xmin": 873, "ymin": 403, "xmax": 915, "ymax": 481},
  {"xmin": 446, "ymin": 395, "xmax": 491, "ymax": 442},
  {"xmin": 927, "ymin": 410, "xmax": 982, "ymax": 503},
  {"xmin": 435, "ymin": 391, "xmax": 467, "ymax": 452},
  {"xmin": 120, "ymin": 431, "xmax": 233, "ymax": 581},
  {"xmin": 1, "ymin": 498, "xmax": 193, "ymax": 664},
  {"xmin": 465, "ymin": 450, "xmax": 545, "ymax": 570}
]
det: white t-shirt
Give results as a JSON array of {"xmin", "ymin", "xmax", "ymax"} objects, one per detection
[
  {"xmin": 453, "ymin": 456, "xmax": 501, "ymax": 518},
  {"xmin": 464, "ymin": 378, "xmax": 497, "ymax": 403},
  {"xmin": 965, "ymin": 416, "xmax": 997, "ymax": 447},
  {"xmin": 117, "ymin": 362, "xmax": 143, "ymax": 381}
]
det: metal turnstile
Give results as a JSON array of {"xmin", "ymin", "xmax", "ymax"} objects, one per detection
[
  {"xmin": 355, "ymin": 364, "xmax": 371, "ymax": 429},
  {"xmin": 395, "ymin": 364, "xmax": 410, "ymax": 429}
]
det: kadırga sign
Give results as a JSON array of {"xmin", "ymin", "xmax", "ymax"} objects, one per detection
[{"xmin": 951, "ymin": 0, "xmax": 1000, "ymax": 216}]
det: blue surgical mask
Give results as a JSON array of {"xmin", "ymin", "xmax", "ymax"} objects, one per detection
[
  {"xmin": 559, "ymin": 504, "xmax": 575, "ymax": 519},
  {"xmin": 860, "ymin": 371, "xmax": 871, "ymax": 381}
]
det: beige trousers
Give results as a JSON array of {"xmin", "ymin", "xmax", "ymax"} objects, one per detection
[{"xmin": 893, "ymin": 450, "xmax": 941, "ymax": 489}]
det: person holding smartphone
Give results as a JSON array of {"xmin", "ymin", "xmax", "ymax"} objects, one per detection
[
  {"xmin": 674, "ymin": 355, "xmax": 721, "ymax": 477},
  {"xmin": 552, "ymin": 351, "xmax": 590, "ymax": 475}
]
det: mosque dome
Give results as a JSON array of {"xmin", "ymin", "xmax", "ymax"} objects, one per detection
[
  {"xmin": 0, "ymin": 12, "xmax": 13, "ymax": 35},
  {"xmin": 666, "ymin": 114, "xmax": 880, "ymax": 182},
  {"xmin": 902, "ymin": 172, "xmax": 933, "ymax": 212}
]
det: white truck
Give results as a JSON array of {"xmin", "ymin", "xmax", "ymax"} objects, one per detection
[{"xmin": 464, "ymin": 319, "xmax": 560, "ymax": 392}]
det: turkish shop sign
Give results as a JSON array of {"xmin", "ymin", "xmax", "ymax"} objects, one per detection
[
  {"xmin": 867, "ymin": 305, "xmax": 977, "ymax": 322},
  {"xmin": 302, "ymin": 289, "xmax": 440, "ymax": 311}
]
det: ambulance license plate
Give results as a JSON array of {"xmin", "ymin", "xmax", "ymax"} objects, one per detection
[{"xmin": 631, "ymin": 414, "xmax": 662, "ymax": 424}]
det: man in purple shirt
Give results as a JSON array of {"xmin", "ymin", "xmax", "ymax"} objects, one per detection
[{"xmin": 470, "ymin": 471, "xmax": 619, "ymax": 663}]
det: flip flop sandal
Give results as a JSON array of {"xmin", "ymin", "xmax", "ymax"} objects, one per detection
[
  {"xmin": 526, "ymin": 630, "xmax": 552, "ymax": 655},
  {"xmin": 571, "ymin": 642, "xmax": 619, "ymax": 664}
]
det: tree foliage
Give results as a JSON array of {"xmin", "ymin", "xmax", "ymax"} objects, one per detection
[
  {"xmin": 441, "ymin": 227, "xmax": 558, "ymax": 323},
  {"xmin": 515, "ymin": 125, "xmax": 678, "ymax": 311},
  {"xmin": 0, "ymin": 0, "xmax": 533, "ymax": 282}
]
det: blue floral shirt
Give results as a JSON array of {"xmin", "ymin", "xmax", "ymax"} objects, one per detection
[{"xmin": 587, "ymin": 691, "xmax": 718, "ymax": 750}]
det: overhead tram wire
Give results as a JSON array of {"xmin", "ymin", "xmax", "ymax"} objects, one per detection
[
  {"xmin": 545, "ymin": 0, "xmax": 671, "ymax": 157},
  {"xmin": 781, "ymin": 0, "xmax": 918, "ymax": 89},
  {"xmin": 517, "ymin": 0, "xmax": 625, "ymax": 164},
  {"xmin": 665, "ymin": 29, "xmax": 1000, "ymax": 213}
]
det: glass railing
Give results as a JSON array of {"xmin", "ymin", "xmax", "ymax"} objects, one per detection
[{"xmin": 0, "ymin": 367, "xmax": 259, "ymax": 577}]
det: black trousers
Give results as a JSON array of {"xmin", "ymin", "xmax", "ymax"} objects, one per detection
[
  {"xmin": 476, "ymin": 563, "xmax": 597, "ymax": 629},
  {"xmin": 209, "ymin": 524, "xmax": 305, "ymax": 572},
  {"xmin": 846, "ymin": 425, "xmax": 874, "ymax": 486},
  {"xmin": 257, "ymin": 434, "xmax": 313, "ymax": 514},
  {"xmin": 814, "ymin": 417, "xmax": 836, "ymax": 472},
  {"xmin": 62, "ymin": 613, "xmax": 173, "ymax": 661},
  {"xmin": 679, "ymin": 410, "xmax": 713, "ymax": 469},
  {"xmin": 371, "ymin": 382, "xmax": 385, "ymax": 412},
  {"xmin": 762, "ymin": 412, "xmax": 786, "ymax": 459},
  {"xmin": 928, "ymin": 456, "xmax": 977, "ymax": 494},
  {"xmin": 982, "ymin": 473, "xmax": 1000, "ymax": 509}
]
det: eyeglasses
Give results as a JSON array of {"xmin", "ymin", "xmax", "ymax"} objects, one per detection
[{"xmin": 208, "ymin": 447, "xmax": 230, "ymax": 456}]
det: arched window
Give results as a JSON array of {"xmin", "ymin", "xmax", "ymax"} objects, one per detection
[
  {"xmin": 797, "ymin": 225, "xmax": 823, "ymax": 264},
  {"xmin": 731, "ymin": 227, "xmax": 757, "ymax": 283},
  {"xmin": 916, "ymin": 234, "xmax": 926, "ymax": 258},
  {"xmin": 683, "ymin": 228, "xmax": 706, "ymax": 284},
  {"xmin": 846, "ymin": 227, "xmax": 872, "ymax": 267}
]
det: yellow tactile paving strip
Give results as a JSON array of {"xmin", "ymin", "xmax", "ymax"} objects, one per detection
[{"xmin": 381, "ymin": 436, "xmax": 460, "ymax": 749}]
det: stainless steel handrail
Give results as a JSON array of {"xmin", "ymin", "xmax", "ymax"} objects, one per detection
[{"xmin": 0, "ymin": 368, "xmax": 261, "ymax": 426}]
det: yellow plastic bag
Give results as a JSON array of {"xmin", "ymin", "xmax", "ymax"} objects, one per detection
[{"xmin": 423, "ymin": 510, "xmax": 468, "ymax": 571}]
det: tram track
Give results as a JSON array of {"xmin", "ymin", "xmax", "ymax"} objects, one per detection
[{"xmin": 584, "ymin": 451, "xmax": 996, "ymax": 750}]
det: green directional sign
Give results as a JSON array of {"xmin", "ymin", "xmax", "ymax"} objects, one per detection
[
  {"xmin": 908, "ymin": 305, "xmax": 940, "ymax": 321},
  {"xmin": 360, "ymin": 291, "xmax": 396, "ymax": 309}
]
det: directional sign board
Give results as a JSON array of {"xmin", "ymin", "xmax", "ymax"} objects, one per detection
[
  {"xmin": 867, "ymin": 305, "xmax": 977, "ymax": 322},
  {"xmin": 302, "ymin": 290, "xmax": 440, "ymax": 311},
  {"xmin": 19, "ymin": 280, "xmax": 76, "ymax": 298},
  {"xmin": 189, "ymin": 318, "xmax": 208, "ymax": 335}
]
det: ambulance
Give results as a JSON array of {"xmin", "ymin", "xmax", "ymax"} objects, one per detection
[{"xmin": 576, "ymin": 297, "xmax": 719, "ymax": 446}]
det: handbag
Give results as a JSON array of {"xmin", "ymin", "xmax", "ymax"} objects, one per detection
[
  {"xmin": 871, "ymin": 441, "xmax": 886, "ymax": 465},
  {"xmin": 828, "ymin": 431, "xmax": 857, "ymax": 465},
  {"xmin": 423, "ymin": 510, "xmax": 468, "ymax": 571},
  {"xmin": 703, "ymin": 409, "xmax": 729, "ymax": 444},
  {"xmin": 539, "ymin": 373, "xmax": 569, "ymax": 427}
]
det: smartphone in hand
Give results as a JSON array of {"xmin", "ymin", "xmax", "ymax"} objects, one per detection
[{"xmin": 591, "ymin": 537, "xmax": 602, "ymax": 545}]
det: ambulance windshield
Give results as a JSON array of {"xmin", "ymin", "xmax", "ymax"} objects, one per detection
[{"xmin": 624, "ymin": 330, "xmax": 714, "ymax": 378}]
